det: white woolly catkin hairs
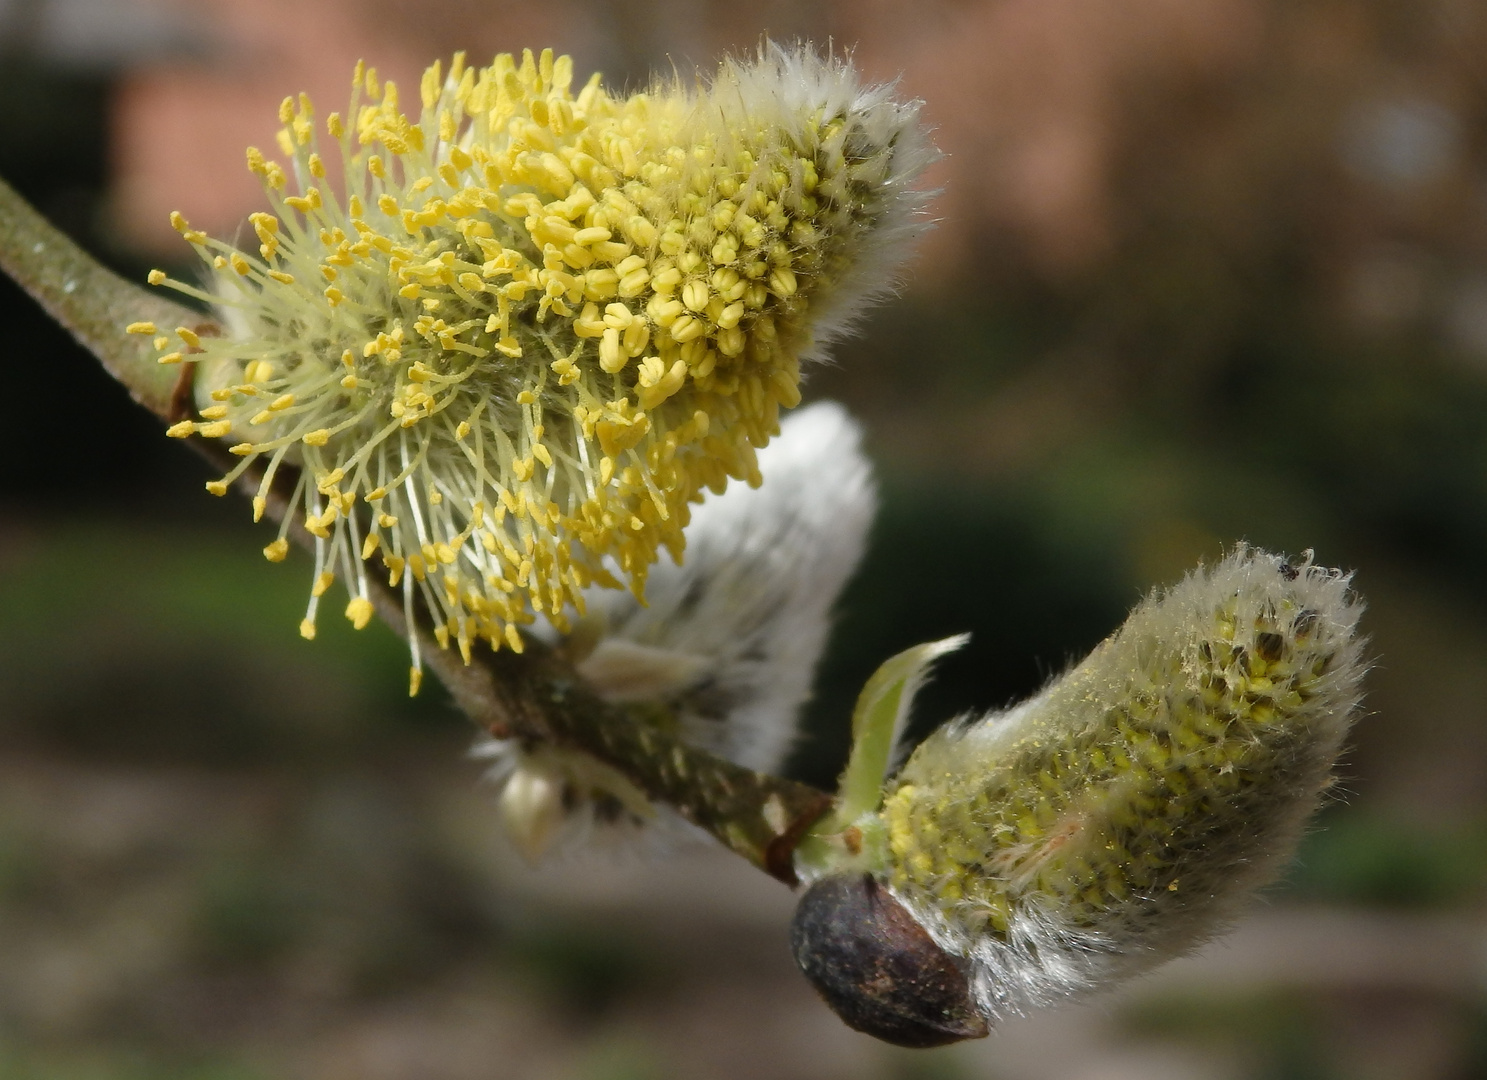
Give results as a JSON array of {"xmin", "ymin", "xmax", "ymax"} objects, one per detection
[
  {"xmin": 479, "ymin": 400, "xmax": 877, "ymax": 856},
  {"xmin": 880, "ymin": 547, "xmax": 1365, "ymax": 1023},
  {"xmin": 581, "ymin": 399, "xmax": 876, "ymax": 771}
]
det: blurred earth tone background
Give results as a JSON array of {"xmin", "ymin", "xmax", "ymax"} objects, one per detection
[{"xmin": 3, "ymin": 0, "xmax": 1487, "ymax": 1076}]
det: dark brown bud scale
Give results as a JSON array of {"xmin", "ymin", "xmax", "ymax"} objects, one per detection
[{"xmin": 789, "ymin": 872, "xmax": 989, "ymax": 1048}]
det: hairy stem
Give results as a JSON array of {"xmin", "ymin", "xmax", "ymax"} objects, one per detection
[{"xmin": 0, "ymin": 175, "xmax": 830, "ymax": 883}]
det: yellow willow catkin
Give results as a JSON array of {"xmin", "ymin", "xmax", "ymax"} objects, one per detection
[
  {"xmin": 878, "ymin": 548, "xmax": 1364, "ymax": 1024},
  {"xmin": 140, "ymin": 45, "xmax": 934, "ymax": 692}
]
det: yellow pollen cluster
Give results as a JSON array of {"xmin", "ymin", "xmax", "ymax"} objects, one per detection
[{"xmin": 140, "ymin": 47, "xmax": 928, "ymax": 692}]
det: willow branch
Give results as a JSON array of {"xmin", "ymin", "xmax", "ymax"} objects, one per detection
[
  {"xmin": 0, "ymin": 175, "xmax": 830, "ymax": 883},
  {"xmin": 0, "ymin": 176, "xmax": 190, "ymax": 417}
]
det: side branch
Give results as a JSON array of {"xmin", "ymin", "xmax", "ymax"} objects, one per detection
[
  {"xmin": 0, "ymin": 176, "xmax": 832, "ymax": 882},
  {"xmin": 474, "ymin": 643, "xmax": 830, "ymax": 882},
  {"xmin": 0, "ymin": 176, "xmax": 195, "ymax": 418}
]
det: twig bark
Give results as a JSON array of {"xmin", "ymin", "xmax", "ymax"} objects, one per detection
[
  {"xmin": 0, "ymin": 174, "xmax": 830, "ymax": 883},
  {"xmin": 0, "ymin": 176, "xmax": 187, "ymax": 418}
]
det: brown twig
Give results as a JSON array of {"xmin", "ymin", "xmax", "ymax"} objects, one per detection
[{"xmin": 0, "ymin": 174, "xmax": 830, "ymax": 882}]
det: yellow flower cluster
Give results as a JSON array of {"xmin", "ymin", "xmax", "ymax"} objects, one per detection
[{"xmin": 135, "ymin": 46, "xmax": 932, "ymax": 691}]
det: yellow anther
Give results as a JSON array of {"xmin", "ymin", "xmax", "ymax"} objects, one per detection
[
  {"xmin": 638, "ymin": 359, "xmax": 688, "ymax": 410},
  {"xmin": 147, "ymin": 269, "xmax": 166, "ymax": 286},
  {"xmin": 345, "ymin": 596, "xmax": 374, "ymax": 630},
  {"xmin": 157, "ymin": 352, "xmax": 184, "ymax": 366},
  {"xmin": 126, "ymin": 321, "xmax": 156, "ymax": 335},
  {"xmin": 299, "ymin": 618, "xmax": 317, "ymax": 640},
  {"xmin": 599, "ymin": 328, "xmax": 625, "ymax": 372},
  {"xmin": 648, "ymin": 296, "xmax": 683, "ymax": 326},
  {"xmin": 176, "ymin": 326, "xmax": 201, "ymax": 349},
  {"xmin": 204, "ymin": 480, "xmax": 229, "ymax": 496},
  {"xmin": 199, "ymin": 405, "xmax": 229, "ymax": 420},
  {"xmin": 263, "ymin": 539, "xmax": 290, "ymax": 562},
  {"xmin": 592, "ymin": 240, "xmax": 630, "ymax": 262},
  {"xmin": 312, "ymin": 571, "xmax": 335, "ymax": 597},
  {"xmin": 669, "ymin": 314, "xmax": 704, "ymax": 343},
  {"xmin": 303, "ymin": 429, "xmax": 331, "ymax": 446},
  {"xmin": 165, "ymin": 419, "xmax": 195, "ymax": 438},
  {"xmin": 681, "ymin": 280, "xmax": 708, "ymax": 311},
  {"xmin": 197, "ymin": 420, "xmax": 232, "ymax": 438},
  {"xmin": 618, "ymin": 267, "xmax": 650, "ymax": 297}
]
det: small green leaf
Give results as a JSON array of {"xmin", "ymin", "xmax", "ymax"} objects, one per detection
[
  {"xmin": 797, "ymin": 634, "xmax": 967, "ymax": 876},
  {"xmin": 838, "ymin": 634, "xmax": 969, "ymax": 824}
]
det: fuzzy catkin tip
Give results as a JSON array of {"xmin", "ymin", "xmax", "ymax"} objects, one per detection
[{"xmin": 878, "ymin": 547, "xmax": 1364, "ymax": 1025}]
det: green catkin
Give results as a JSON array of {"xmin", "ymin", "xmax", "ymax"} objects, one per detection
[{"xmin": 880, "ymin": 547, "xmax": 1365, "ymax": 1022}]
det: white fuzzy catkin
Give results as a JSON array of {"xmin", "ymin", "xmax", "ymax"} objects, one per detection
[
  {"xmin": 880, "ymin": 548, "xmax": 1365, "ymax": 1023},
  {"xmin": 478, "ymin": 400, "xmax": 876, "ymax": 857}
]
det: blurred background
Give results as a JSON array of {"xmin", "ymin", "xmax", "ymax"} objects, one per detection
[{"xmin": 3, "ymin": 0, "xmax": 1487, "ymax": 1076}]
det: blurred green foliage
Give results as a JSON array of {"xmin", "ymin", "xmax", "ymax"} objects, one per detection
[{"xmin": 1286, "ymin": 806, "xmax": 1487, "ymax": 909}]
